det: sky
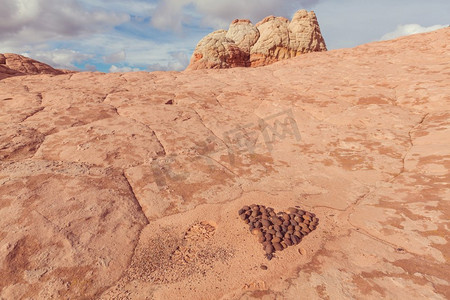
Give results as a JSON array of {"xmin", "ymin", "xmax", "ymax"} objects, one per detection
[{"xmin": 0, "ymin": 0, "xmax": 448, "ymax": 73}]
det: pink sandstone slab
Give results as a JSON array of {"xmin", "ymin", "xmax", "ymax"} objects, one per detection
[{"xmin": 0, "ymin": 28, "xmax": 449, "ymax": 299}]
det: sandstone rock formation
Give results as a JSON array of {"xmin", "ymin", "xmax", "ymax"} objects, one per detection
[
  {"xmin": 225, "ymin": 19, "xmax": 260, "ymax": 54},
  {"xmin": 1, "ymin": 28, "xmax": 449, "ymax": 299},
  {"xmin": 187, "ymin": 29, "xmax": 248, "ymax": 69},
  {"xmin": 187, "ymin": 9, "xmax": 327, "ymax": 70},
  {"xmin": 0, "ymin": 53, "xmax": 65, "ymax": 80}
]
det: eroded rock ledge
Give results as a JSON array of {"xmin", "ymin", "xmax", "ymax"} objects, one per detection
[{"xmin": 0, "ymin": 53, "xmax": 66, "ymax": 80}]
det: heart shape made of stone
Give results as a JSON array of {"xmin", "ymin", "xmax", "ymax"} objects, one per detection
[{"xmin": 238, "ymin": 204, "xmax": 319, "ymax": 260}]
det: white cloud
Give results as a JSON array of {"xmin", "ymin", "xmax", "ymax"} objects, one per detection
[
  {"xmin": 69, "ymin": 32, "xmax": 195, "ymax": 69},
  {"xmin": 0, "ymin": 0, "xmax": 135, "ymax": 71},
  {"xmin": 23, "ymin": 49, "xmax": 93, "ymax": 69},
  {"xmin": 109, "ymin": 65, "xmax": 141, "ymax": 73},
  {"xmin": 380, "ymin": 24, "xmax": 449, "ymax": 41},
  {"xmin": 103, "ymin": 50, "xmax": 126, "ymax": 63},
  {"xmin": 147, "ymin": 51, "xmax": 190, "ymax": 71},
  {"xmin": 0, "ymin": 0, "xmax": 129, "ymax": 48},
  {"xmin": 150, "ymin": 0, "xmax": 320, "ymax": 31},
  {"xmin": 79, "ymin": 0, "xmax": 157, "ymax": 17},
  {"xmin": 84, "ymin": 64, "xmax": 97, "ymax": 72},
  {"xmin": 169, "ymin": 51, "xmax": 190, "ymax": 70}
]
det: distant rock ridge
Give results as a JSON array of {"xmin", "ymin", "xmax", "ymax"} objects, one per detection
[
  {"xmin": 186, "ymin": 9, "xmax": 327, "ymax": 70},
  {"xmin": 0, "ymin": 53, "xmax": 65, "ymax": 79}
]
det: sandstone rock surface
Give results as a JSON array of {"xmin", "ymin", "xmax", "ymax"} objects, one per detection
[
  {"xmin": 187, "ymin": 9, "xmax": 327, "ymax": 70},
  {"xmin": 1, "ymin": 28, "xmax": 449, "ymax": 299},
  {"xmin": 0, "ymin": 53, "xmax": 64, "ymax": 80}
]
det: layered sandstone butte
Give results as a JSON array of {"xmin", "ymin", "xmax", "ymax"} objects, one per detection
[
  {"xmin": 186, "ymin": 9, "xmax": 327, "ymax": 70},
  {"xmin": 0, "ymin": 53, "xmax": 65, "ymax": 80},
  {"xmin": 1, "ymin": 28, "xmax": 449, "ymax": 299}
]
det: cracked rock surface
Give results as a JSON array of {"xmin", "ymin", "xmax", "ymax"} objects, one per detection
[{"xmin": 1, "ymin": 28, "xmax": 449, "ymax": 299}]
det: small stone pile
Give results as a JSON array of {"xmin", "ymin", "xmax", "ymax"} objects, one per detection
[{"xmin": 239, "ymin": 204, "xmax": 319, "ymax": 260}]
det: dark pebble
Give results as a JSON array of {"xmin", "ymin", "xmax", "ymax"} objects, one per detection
[
  {"xmin": 287, "ymin": 207, "xmax": 298, "ymax": 213},
  {"xmin": 272, "ymin": 218, "xmax": 282, "ymax": 226},
  {"xmin": 272, "ymin": 237, "xmax": 281, "ymax": 243},
  {"xmin": 261, "ymin": 219, "xmax": 270, "ymax": 227},
  {"xmin": 273, "ymin": 242, "xmax": 283, "ymax": 251},
  {"xmin": 294, "ymin": 231, "xmax": 302, "ymax": 238},
  {"xmin": 282, "ymin": 214, "xmax": 290, "ymax": 221},
  {"xmin": 265, "ymin": 244, "xmax": 274, "ymax": 254},
  {"xmin": 260, "ymin": 265, "xmax": 268, "ymax": 270},
  {"xmin": 291, "ymin": 235, "xmax": 300, "ymax": 244}
]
